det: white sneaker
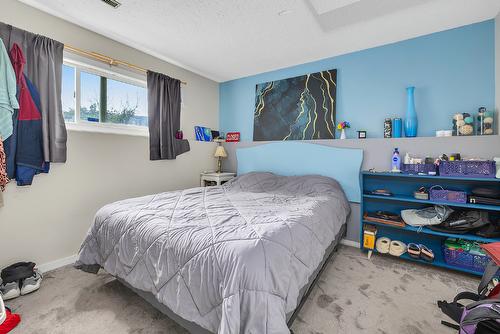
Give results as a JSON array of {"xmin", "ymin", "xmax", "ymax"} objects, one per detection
[
  {"xmin": 0, "ymin": 281, "xmax": 20, "ymax": 301},
  {"xmin": 20, "ymin": 269, "xmax": 42, "ymax": 295}
]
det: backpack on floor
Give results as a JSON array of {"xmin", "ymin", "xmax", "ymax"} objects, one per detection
[{"xmin": 438, "ymin": 262, "xmax": 500, "ymax": 334}]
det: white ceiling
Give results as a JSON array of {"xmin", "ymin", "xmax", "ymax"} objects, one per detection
[{"xmin": 18, "ymin": 0, "xmax": 500, "ymax": 82}]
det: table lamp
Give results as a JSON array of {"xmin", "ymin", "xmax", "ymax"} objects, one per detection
[{"xmin": 214, "ymin": 145, "xmax": 227, "ymax": 174}]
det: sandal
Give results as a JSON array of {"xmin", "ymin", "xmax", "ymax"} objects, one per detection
[
  {"xmin": 420, "ymin": 245, "xmax": 435, "ymax": 262},
  {"xmin": 407, "ymin": 243, "xmax": 421, "ymax": 259}
]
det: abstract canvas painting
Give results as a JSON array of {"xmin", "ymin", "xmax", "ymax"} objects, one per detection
[{"xmin": 253, "ymin": 69, "xmax": 337, "ymax": 141}]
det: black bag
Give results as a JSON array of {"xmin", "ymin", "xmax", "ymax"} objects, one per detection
[
  {"xmin": 429, "ymin": 211, "xmax": 490, "ymax": 234},
  {"xmin": 1, "ymin": 262, "xmax": 36, "ymax": 283},
  {"xmin": 438, "ymin": 262, "xmax": 500, "ymax": 333}
]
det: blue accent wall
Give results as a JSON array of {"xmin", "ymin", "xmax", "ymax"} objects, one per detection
[{"xmin": 220, "ymin": 20, "xmax": 495, "ymax": 141}]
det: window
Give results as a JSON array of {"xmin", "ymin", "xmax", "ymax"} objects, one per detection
[
  {"xmin": 62, "ymin": 58, "xmax": 148, "ymax": 136},
  {"xmin": 62, "ymin": 65, "xmax": 75, "ymax": 122}
]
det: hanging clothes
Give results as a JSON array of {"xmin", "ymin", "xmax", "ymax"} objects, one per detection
[
  {"xmin": 0, "ymin": 135, "xmax": 7, "ymax": 208},
  {"xmin": 2, "ymin": 109, "xmax": 17, "ymax": 179},
  {"xmin": 0, "ymin": 138, "xmax": 8, "ymax": 191},
  {"xmin": 10, "ymin": 43, "xmax": 46, "ymax": 186},
  {"xmin": 0, "ymin": 39, "xmax": 19, "ymax": 141},
  {"xmin": 0, "ymin": 22, "xmax": 67, "ymax": 163}
]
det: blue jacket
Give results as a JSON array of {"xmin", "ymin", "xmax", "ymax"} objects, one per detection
[
  {"xmin": 7, "ymin": 43, "xmax": 48, "ymax": 186},
  {"xmin": 16, "ymin": 75, "xmax": 49, "ymax": 186}
]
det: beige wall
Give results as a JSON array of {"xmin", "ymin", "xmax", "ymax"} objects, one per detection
[{"xmin": 0, "ymin": 0, "xmax": 219, "ymax": 268}]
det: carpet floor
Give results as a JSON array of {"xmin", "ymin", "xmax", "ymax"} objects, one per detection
[{"xmin": 7, "ymin": 245, "xmax": 479, "ymax": 334}]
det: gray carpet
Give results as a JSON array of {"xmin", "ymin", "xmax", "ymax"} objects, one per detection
[{"xmin": 7, "ymin": 246, "xmax": 479, "ymax": 333}]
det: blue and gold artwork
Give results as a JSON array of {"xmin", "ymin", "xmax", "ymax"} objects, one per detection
[{"xmin": 253, "ymin": 69, "xmax": 337, "ymax": 141}]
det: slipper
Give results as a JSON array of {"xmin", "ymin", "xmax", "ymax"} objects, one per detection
[
  {"xmin": 389, "ymin": 241, "xmax": 407, "ymax": 257},
  {"xmin": 376, "ymin": 237, "xmax": 391, "ymax": 254},
  {"xmin": 420, "ymin": 245, "xmax": 435, "ymax": 262},
  {"xmin": 407, "ymin": 243, "xmax": 421, "ymax": 259}
]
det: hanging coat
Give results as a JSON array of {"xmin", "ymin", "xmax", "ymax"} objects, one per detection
[
  {"xmin": 0, "ymin": 39, "xmax": 19, "ymax": 141},
  {"xmin": 10, "ymin": 43, "xmax": 46, "ymax": 186},
  {"xmin": 2, "ymin": 109, "xmax": 18, "ymax": 179},
  {"xmin": 0, "ymin": 139, "xmax": 8, "ymax": 191}
]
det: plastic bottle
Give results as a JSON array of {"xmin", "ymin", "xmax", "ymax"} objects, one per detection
[
  {"xmin": 392, "ymin": 148, "xmax": 401, "ymax": 172},
  {"xmin": 404, "ymin": 152, "xmax": 410, "ymax": 164}
]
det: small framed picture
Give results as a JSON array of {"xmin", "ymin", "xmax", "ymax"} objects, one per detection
[{"xmin": 358, "ymin": 130, "xmax": 367, "ymax": 139}]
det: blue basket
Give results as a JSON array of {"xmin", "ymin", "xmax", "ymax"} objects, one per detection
[
  {"xmin": 443, "ymin": 246, "xmax": 490, "ymax": 273},
  {"xmin": 429, "ymin": 185, "xmax": 467, "ymax": 204},
  {"xmin": 401, "ymin": 163, "xmax": 437, "ymax": 175},
  {"xmin": 439, "ymin": 160, "xmax": 496, "ymax": 178}
]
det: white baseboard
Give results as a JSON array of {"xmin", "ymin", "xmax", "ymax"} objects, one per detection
[
  {"xmin": 340, "ymin": 238, "xmax": 360, "ymax": 248},
  {"xmin": 37, "ymin": 254, "xmax": 77, "ymax": 273}
]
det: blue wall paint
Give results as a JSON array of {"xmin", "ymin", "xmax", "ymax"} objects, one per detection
[
  {"xmin": 220, "ymin": 20, "xmax": 495, "ymax": 141},
  {"xmin": 236, "ymin": 142, "xmax": 363, "ymax": 202}
]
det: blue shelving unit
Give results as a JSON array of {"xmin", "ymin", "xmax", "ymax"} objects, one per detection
[{"xmin": 361, "ymin": 171, "xmax": 500, "ymax": 276}]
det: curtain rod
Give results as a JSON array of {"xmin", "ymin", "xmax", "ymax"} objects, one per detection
[{"xmin": 64, "ymin": 45, "xmax": 187, "ymax": 85}]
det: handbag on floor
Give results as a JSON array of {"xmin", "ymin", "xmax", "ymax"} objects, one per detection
[
  {"xmin": 0, "ymin": 262, "xmax": 35, "ymax": 283},
  {"xmin": 437, "ymin": 243, "xmax": 500, "ymax": 333},
  {"xmin": 438, "ymin": 297, "xmax": 500, "ymax": 334}
]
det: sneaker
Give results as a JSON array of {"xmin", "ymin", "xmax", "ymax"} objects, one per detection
[
  {"xmin": 20, "ymin": 269, "xmax": 42, "ymax": 295},
  {"xmin": 0, "ymin": 282, "xmax": 20, "ymax": 301}
]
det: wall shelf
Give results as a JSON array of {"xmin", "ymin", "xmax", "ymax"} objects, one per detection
[
  {"xmin": 361, "ymin": 171, "xmax": 500, "ymax": 276},
  {"xmin": 362, "ymin": 171, "xmax": 500, "ymax": 183},
  {"xmin": 362, "ymin": 220, "xmax": 500, "ymax": 244},
  {"xmin": 363, "ymin": 194, "xmax": 500, "ymax": 211}
]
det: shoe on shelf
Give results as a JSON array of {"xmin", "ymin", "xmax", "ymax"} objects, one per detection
[
  {"xmin": 0, "ymin": 282, "xmax": 20, "ymax": 301},
  {"xmin": 20, "ymin": 269, "xmax": 42, "ymax": 296}
]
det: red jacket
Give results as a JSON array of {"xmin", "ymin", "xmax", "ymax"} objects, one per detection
[{"xmin": 10, "ymin": 44, "xmax": 41, "ymax": 121}]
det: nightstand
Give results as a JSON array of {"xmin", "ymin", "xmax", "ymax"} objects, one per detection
[{"xmin": 200, "ymin": 172, "xmax": 236, "ymax": 187}]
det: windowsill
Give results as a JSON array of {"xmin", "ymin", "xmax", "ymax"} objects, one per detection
[{"xmin": 65, "ymin": 122, "xmax": 149, "ymax": 137}]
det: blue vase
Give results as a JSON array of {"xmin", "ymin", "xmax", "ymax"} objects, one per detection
[{"xmin": 404, "ymin": 86, "xmax": 418, "ymax": 137}]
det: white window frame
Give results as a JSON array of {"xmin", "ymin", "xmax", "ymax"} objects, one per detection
[{"xmin": 63, "ymin": 52, "xmax": 149, "ymax": 137}]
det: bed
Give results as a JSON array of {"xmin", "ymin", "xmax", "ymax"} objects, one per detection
[{"xmin": 75, "ymin": 142, "xmax": 363, "ymax": 334}]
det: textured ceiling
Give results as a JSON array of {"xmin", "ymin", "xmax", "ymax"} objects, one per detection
[{"xmin": 17, "ymin": 0, "xmax": 500, "ymax": 82}]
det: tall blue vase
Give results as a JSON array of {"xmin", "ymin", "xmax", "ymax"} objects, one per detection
[{"xmin": 404, "ymin": 86, "xmax": 418, "ymax": 137}]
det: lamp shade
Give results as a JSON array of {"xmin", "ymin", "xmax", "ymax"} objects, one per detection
[{"xmin": 214, "ymin": 145, "xmax": 227, "ymax": 158}]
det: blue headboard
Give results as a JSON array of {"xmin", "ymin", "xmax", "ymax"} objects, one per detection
[{"xmin": 236, "ymin": 142, "xmax": 363, "ymax": 203}]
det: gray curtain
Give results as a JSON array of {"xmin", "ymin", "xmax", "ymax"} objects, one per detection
[
  {"xmin": 147, "ymin": 71, "xmax": 189, "ymax": 160},
  {"xmin": 0, "ymin": 22, "xmax": 67, "ymax": 163}
]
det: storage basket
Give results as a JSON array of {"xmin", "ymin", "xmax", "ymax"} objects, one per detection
[
  {"xmin": 443, "ymin": 246, "xmax": 490, "ymax": 273},
  {"xmin": 429, "ymin": 185, "xmax": 467, "ymax": 203},
  {"xmin": 439, "ymin": 160, "xmax": 496, "ymax": 178},
  {"xmin": 401, "ymin": 163, "xmax": 437, "ymax": 175}
]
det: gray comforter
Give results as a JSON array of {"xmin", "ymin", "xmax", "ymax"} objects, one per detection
[{"xmin": 76, "ymin": 172, "xmax": 350, "ymax": 334}]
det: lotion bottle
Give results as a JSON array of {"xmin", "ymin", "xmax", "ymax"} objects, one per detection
[{"xmin": 392, "ymin": 148, "xmax": 401, "ymax": 172}]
